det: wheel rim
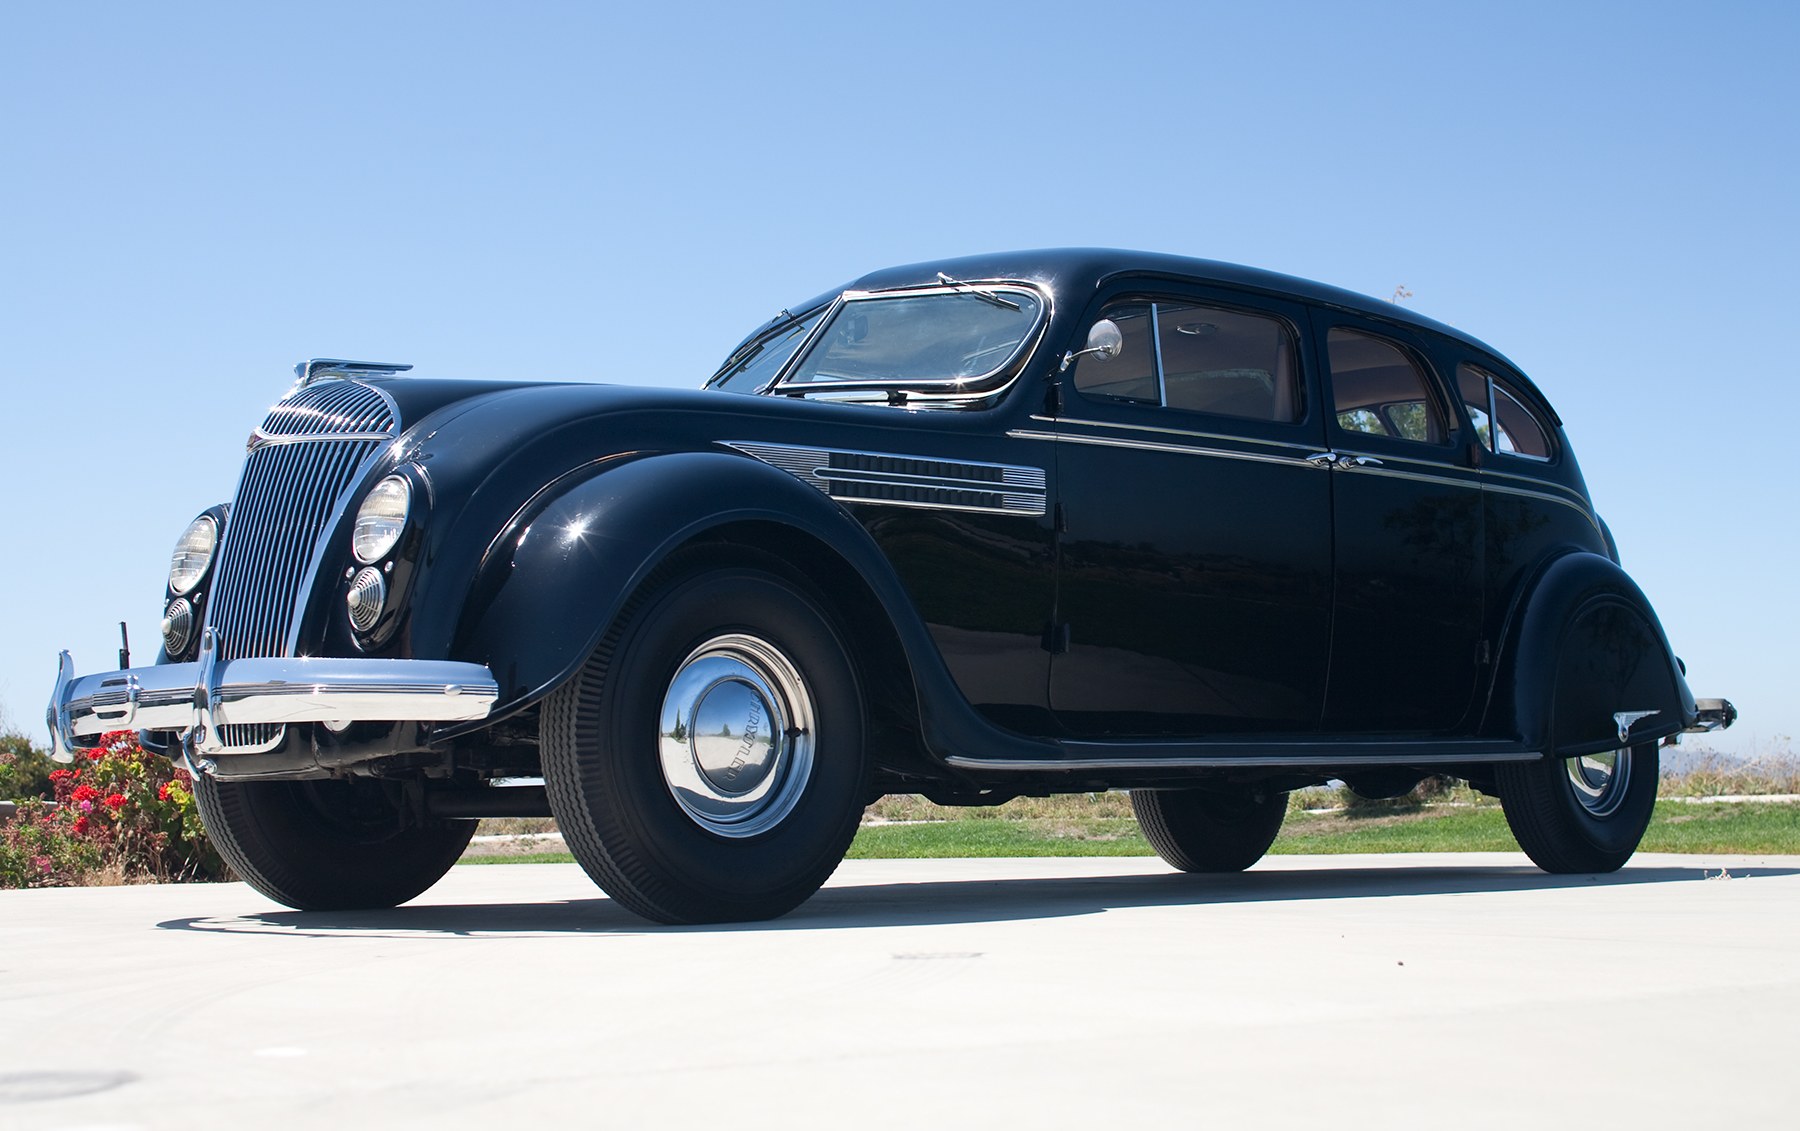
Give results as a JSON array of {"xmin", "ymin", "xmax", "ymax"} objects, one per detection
[
  {"xmin": 657, "ymin": 633, "xmax": 815, "ymax": 838},
  {"xmin": 1564, "ymin": 747, "xmax": 1633, "ymax": 817}
]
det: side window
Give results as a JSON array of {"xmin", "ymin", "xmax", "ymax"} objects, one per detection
[
  {"xmin": 1326, "ymin": 328, "xmax": 1448, "ymax": 444},
  {"xmin": 1458, "ymin": 362, "xmax": 1552, "ymax": 459},
  {"xmin": 1073, "ymin": 303, "xmax": 1158, "ymax": 403},
  {"xmin": 1074, "ymin": 300, "xmax": 1300, "ymax": 423},
  {"xmin": 710, "ymin": 308, "xmax": 826, "ymax": 393}
]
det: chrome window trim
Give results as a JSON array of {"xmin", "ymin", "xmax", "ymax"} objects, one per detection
[
  {"xmin": 768, "ymin": 281, "xmax": 1051, "ymax": 398},
  {"xmin": 1149, "ymin": 301, "xmax": 1168, "ymax": 406}
]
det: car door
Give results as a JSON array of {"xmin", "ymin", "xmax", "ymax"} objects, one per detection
[
  {"xmin": 1314, "ymin": 315, "xmax": 1485, "ymax": 733},
  {"xmin": 1046, "ymin": 284, "xmax": 1333, "ymax": 737}
]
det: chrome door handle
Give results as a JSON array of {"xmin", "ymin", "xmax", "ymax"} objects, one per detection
[
  {"xmin": 1303, "ymin": 452, "xmax": 1337, "ymax": 468},
  {"xmin": 1339, "ymin": 454, "xmax": 1384, "ymax": 468}
]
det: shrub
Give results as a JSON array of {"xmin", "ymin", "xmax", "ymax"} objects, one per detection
[
  {"xmin": 0, "ymin": 731, "xmax": 227, "ymax": 888},
  {"xmin": 0, "ymin": 730, "xmax": 60, "ymax": 801}
]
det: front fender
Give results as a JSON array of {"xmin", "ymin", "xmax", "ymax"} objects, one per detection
[
  {"xmin": 1491, "ymin": 552, "xmax": 1695, "ymax": 756},
  {"xmin": 438, "ymin": 450, "xmax": 928, "ymax": 730}
]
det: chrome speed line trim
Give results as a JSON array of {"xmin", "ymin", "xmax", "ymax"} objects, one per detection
[
  {"xmin": 1005, "ymin": 429, "xmax": 1322, "ymax": 470},
  {"xmin": 725, "ymin": 441, "xmax": 1048, "ymax": 516},
  {"xmin": 1029, "ymin": 414, "xmax": 1321, "ymax": 454},
  {"xmin": 945, "ymin": 750, "xmax": 1543, "ymax": 772}
]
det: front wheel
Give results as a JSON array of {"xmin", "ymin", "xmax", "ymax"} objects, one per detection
[
  {"xmin": 194, "ymin": 776, "xmax": 474, "ymax": 910},
  {"xmin": 1496, "ymin": 743, "xmax": 1658, "ymax": 873},
  {"xmin": 541, "ymin": 562, "xmax": 868, "ymax": 924},
  {"xmin": 1131, "ymin": 785, "xmax": 1288, "ymax": 873}
]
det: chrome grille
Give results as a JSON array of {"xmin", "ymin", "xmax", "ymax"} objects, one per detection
[{"xmin": 204, "ymin": 380, "xmax": 399, "ymax": 750}]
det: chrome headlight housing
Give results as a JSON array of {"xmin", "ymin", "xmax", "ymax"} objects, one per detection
[
  {"xmin": 168, "ymin": 514, "xmax": 219, "ymax": 595},
  {"xmin": 352, "ymin": 475, "xmax": 412, "ymax": 564}
]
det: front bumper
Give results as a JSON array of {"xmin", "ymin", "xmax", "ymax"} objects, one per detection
[{"xmin": 47, "ymin": 630, "xmax": 498, "ymax": 763}]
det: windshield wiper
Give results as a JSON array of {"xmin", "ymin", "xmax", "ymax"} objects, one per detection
[{"xmin": 936, "ymin": 272, "xmax": 1021, "ymax": 311}]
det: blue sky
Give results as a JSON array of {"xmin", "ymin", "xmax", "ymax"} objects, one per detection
[{"xmin": 4, "ymin": 2, "xmax": 1794, "ymax": 756}]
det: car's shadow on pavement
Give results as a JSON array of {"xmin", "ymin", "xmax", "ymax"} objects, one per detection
[{"xmin": 154, "ymin": 860, "xmax": 1798, "ymax": 939}]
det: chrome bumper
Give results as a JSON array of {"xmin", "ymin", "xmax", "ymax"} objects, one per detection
[
  {"xmin": 47, "ymin": 630, "xmax": 498, "ymax": 764},
  {"xmin": 1684, "ymin": 698, "xmax": 1738, "ymax": 734}
]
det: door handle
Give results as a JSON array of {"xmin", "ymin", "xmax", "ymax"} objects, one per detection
[{"xmin": 1338, "ymin": 454, "xmax": 1384, "ymax": 468}]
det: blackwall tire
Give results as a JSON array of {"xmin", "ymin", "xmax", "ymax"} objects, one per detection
[
  {"xmin": 1497, "ymin": 743, "xmax": 1658, "ymax": 873},
  {"xmin": 193, "ymin": 776, "xmax": 474, "ymax": 911},
  {"xmin": 541, "ymin": 563, "xmax": 868, "ymax": 924},
  {"xmin": 1130, "ymin": 785, "xmax": 1288, "ymax": 873}
]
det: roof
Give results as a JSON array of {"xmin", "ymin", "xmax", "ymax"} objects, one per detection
[{"xmin": 846, "ymin": 247, "xmax": 1521, "ymax": 372}]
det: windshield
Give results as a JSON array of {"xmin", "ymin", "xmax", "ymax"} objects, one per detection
[
  {"xmin": 778, "ymin": 285, "xmax": 1045, "ymax": 391},
  {"xmin": 707, "ymin": 306, "xmax": 829, "ymax": 394}
]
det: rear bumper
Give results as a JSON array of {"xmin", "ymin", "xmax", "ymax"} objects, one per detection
[
  {"xmin": 1684, "ymin": 698, "xmax": 1738, "ymax": 734},
  {"xmin": 47, "ymin": 630, "xmax": 498, "ymax": 763}
]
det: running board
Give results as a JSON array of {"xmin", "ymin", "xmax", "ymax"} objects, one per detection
[{"xmin": 945, "ymin": 744, "xmax": 1542, "ymax": 774}]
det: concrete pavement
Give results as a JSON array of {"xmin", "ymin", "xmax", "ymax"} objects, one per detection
[{"xmin": 3, "ymin": 853, "xmax": 1798, "ymax": 1129}]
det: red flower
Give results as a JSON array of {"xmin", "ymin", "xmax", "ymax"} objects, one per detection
[
  {"xmin": 104, "ymin": 794, "xmax": 128, "ymax": 812},
  {"xmin": 49, "ymin": 768, "xmax": 76, "ymax": 783},
  {"xmin": 73, "ymin": 815, "xmax": 90, "ymax": 835},
  {"xmin": 71, "ymin": 784, "xmax": 101, "ymax": 804}
]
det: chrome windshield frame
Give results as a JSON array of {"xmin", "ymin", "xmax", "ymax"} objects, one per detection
[{"xmin": 766, "ymin": 281, "xmax": 1052, "ymax": 403}]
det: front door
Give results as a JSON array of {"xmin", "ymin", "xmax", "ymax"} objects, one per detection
[{"xmin": 1045, "ymin": 285, "xmax": 1333, "ymax": 737}]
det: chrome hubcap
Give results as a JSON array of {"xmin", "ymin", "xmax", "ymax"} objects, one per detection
[
  {"xmin": 1565, "ymin": 747, "xmax": 1633, "ymax": 817},
  {"xmin": 658, "ymin": 634, "xmax": 814, "ymax": 838}
]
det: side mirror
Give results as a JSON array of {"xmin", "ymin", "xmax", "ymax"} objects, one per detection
[{"xmin": 1060, "ymin": 319, "xmax": 1123, "ymax": 373}]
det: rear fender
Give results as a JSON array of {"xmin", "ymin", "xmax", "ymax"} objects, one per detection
[{"xmin": 1491, "ymin": 552, "xmax": 1695, "ymax": 756}]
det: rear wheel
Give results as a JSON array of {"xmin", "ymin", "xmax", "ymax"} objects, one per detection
[
  {"xmin": 194, "ymin": 776, "xmax": 474, "ymax": 910},
  {"xmin": 1131, "ymin": 785, "xmax": 1288, "ymax": 872},
  {"xmin": 541, "ymin": 562, "xmax": 868, "ymax": 924},
  {"xmin": 1497, "ymin": 743, "xmax": 1658, "ymax": 873}
]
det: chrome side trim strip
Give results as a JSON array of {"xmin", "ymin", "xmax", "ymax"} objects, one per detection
[
  {"xmin": 1005, "ymin": 429, "xmax": 1321, "ymax": 470},
  {"xmin": 1030, "ymin": 414, "xmax": 1320, "ymax": 453},
  {"xmin": 725, "ymin": 441, "xmax": 1049, "ymax": 516},
  {"xmin": 946, "ymin": 750, "xmax": 1542, "ymax": 773}
]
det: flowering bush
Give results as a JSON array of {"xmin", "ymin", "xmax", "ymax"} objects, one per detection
[{"xmin": 0, "ymin": 731, "xmax": 227, "ymax": 888}]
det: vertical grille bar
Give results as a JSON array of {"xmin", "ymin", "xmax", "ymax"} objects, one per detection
[{"xmin": 203, "ymin": 379, "xmax": 398, "ymax": 752}]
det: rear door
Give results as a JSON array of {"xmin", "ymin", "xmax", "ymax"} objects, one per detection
[{"xmin": 1314, "ymin": 315, "xmax": 1485, "ymax": 733}]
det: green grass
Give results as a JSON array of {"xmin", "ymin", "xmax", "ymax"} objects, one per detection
[
  {"xmin": 852, "ymin": 801, "xmax": 1797, "ymax": 858},
  {"xmin": 463, "ymin": 800, "xmax": 1798, "ymax": 864}
]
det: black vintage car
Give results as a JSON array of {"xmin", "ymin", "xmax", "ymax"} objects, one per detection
[{"xmin": 49, "ymin": 250, "xmax": 1734, "ymax": 922}]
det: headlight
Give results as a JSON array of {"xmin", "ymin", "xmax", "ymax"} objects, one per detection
[
  {"xmin": 169, "ymin": 514, "xmax": 219, "ymax": 594},
  {"xmin": 353, "ymin": 475, "xmax": 412, "ymax": 563}
]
